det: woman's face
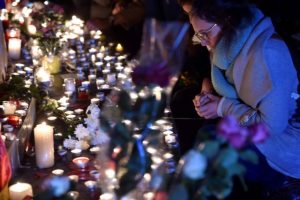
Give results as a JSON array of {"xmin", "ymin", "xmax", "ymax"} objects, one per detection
[{"xmin": 182, "ymin": 3, "xmax": 222, "ymax": 50}]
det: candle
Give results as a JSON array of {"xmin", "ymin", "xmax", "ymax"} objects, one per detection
[
  {"xmin": 36, "ymin": 67, "xmax": 50, "ymax": 83},
  {"xmin": 115, "ymin": 43, "xmax": 123, "ymax": 52},
  {"xmin": 88, "ymin": 74, "xmax": 96, "ymax": 83},
  {"xmin": 34, "ymin": 122, "xmax": 54, "ymax": 168},
  {"xmin": 52, "ymin": 169, "xmax": 64, "ymax": 176},
  {"xmin": 8, "ymin": 115, "xmax": 21, "ymax": 126},
  {"xmin": 84, "ymin": 180, "xmax": 97, "ymax": 191},
  {"xmin": 89, "ymin": 146, "xmax": 100, "ymax": 154},
  {"xmin": 8, "ymin": 38, "xmax": 22, "ymax": 60},
  {"xmin": 165, "ymin": 134, "xmax": 176, "ymax": 144},
  {"xmin": 72, "ymin": 156, "xmax": 89, "ymax": 169},
  {"xmin": 91, "ymin": 98, "xmax": 100, "ymax": 104},
  {"xmin": 64, "ymin": 78, "xmax": 76, "ymax": 93},
  {"xmin": 74, "ymin": 108, "xmax": 84, "ymax": 115},
  {"xmin": 2, "ymin": 101, "xmax": 17, "ymax": 115},
  {"xmin": 100, "ymin": 193, "xmax": 114, "ymax": 200},
  {"xmin": 68, "ymin": 175, "xmax": 79, "ymax": 183},
  {"xmin": 9, "ymin": 182, "xmax": 33, "ymax": 200},
  {"xmin": 15, "ymin": 110, "xmax": 26, "ymax": 117},
  {"xmin": 71, "ymin": 148, "xmax": 82, "ymax": 156}
]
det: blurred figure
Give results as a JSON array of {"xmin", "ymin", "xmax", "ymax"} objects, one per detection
[{"xmin": 87, "ymin": 0, "xmax": 145, "ymax": 57}]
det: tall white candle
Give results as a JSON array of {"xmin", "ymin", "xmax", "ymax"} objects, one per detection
[
  {"xmin": 8, "ymin": 38, "xmax": 21, "ymax": 60},
  {"xmin": 9, "ymin": 182, "xmax": 33, "ymax": 200},
  {"xmin": 34, "ymin": 122, "xmax": 54, "ymax": 168}
]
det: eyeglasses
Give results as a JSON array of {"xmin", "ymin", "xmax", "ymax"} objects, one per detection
[{"xmin": 193, "ymin": 23, "xmax": 217, "ymax": 45}]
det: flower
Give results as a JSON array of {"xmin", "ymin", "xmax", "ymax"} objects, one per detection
[
  {"xmin": 74, "ymin": 124, "xmax": 90, "ymax": 140},
  {"xmin": 75, "ymin": 140, "xmax": 90, "ymax": 150},
  {"xmin": 91, "ymin": 129, "xmax": 110, "ymax": 145},
  {"xmin": 217, "ymin": 115, "xmax": 269, "ymax": 149},
  {"xmin": 248, "ymin": 123, "xmax": 269, "ymax": 143},
  {"xmin": 63, "ymin": 137, "xmax": 77, "ymax": 149},
  {"xmin": 182, "ymin": 150, "xmax": 207, "ymax": 180}
]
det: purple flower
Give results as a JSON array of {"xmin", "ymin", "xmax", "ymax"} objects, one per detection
[
  {"xmin": 248, "ymin": 123, "xmax": 269, "ymax": 143},
  {"xmin": 217, "ymin": 116, "xmax": 269, "ymax": 149}
]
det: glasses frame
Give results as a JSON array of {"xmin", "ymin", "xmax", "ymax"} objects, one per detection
[{"xmin": 194, "ymin": 23, "xmax": 217, "ymax": 41}]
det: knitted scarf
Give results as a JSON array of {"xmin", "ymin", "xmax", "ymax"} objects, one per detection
[{"xmin": 211, "ymin": 8, "xmax": 264, "ymax": 98}]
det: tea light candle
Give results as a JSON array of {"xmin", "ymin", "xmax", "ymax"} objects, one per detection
[
  {"xmin": 91, "ymin": 98, "xmax": 100, "ymax": 104},
  {"xmin": 84, "ymin": 180, "xmax": 97, "ymax": 191},
  {"xmin": 89, "ymin": 146, "xmax": 100, "ymax": 154},
  {"xmin": 105, "ymin": 169, "xmax": 115, "ymax": 179},
  {"xmin": 71, "ymin": 148, "xmax": 82, "ymax": 156},
  {"xmin": 34, "ymin": 122, "xmax": 54, "ymax": 168},
  {"xmin": 8, "ymin": 38, "xmax": 22, "ymax": 59},
  {"xmin": 3, "ymin": 101, "xmax": 17, "ymax": 115},
  {"xmin": 57, "ymin": 107, "xmax": 67, "ymax": 112},
  {"xmin": 47, "ymin": 116, "xmax": 57, "ymax": 121},
  {"xmin": 115, "ymin": 43, "xmax": 123, "ymax": 52},
  {"xmin": 165, "ymin": 134, "xmax": 176, "ymax": 144},
  {"xmin": 52, "ymin": 169, "xmax": 64, "ymax": 176},
  {"xmin": 68, "ymin": 175, "xmax": 79, "ymax": 183},
  {"xmin": 100, "ymin": 193, "xmax": 114, "ymax": 200},
  {"xmin": 9, "ymin": 182, "xmax": 33, "ymax": 200},
  {"xmin": 72, "ymin": 156, "xmax": 89, "ymax": 169},
  {"xmin": 81, "ymin": 81, "xmax": 90, "ymax": 89},
  {"xmin": 15, "ymin": 63, "xmax": 24, "ymax": 70},
  {"xmin": 65, "ymin": 111, "xmax": 74, "ymax": 115},
  {"xmin": 74, "ymin": 108, "xmax": 84, "ymax": 115},
  {"xmin": 88, "ymin": 74, "xmax": 96, "ymax": 83},
  {"xmin": 66, "ymin": 115, "xmax": 76, "ymax": 120}
]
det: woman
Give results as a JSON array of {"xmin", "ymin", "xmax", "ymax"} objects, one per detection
[{"xmin": 179, "ymin": 0, "xmax": 300, "ymax": 198}]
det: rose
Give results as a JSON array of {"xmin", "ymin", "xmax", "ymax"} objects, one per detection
[
  {"xmin": 217, "ymin": 116, "xmax": 269, "ymax": 149},
  {"xmin": 248, "ymin": 123, "xmax": 269, "ymax": 143},
  {"xmin": 182, "ymin": 150, "xmax": 207, "ymax": 180}
]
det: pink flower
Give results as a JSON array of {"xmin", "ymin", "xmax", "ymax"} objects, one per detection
[
  {"xmin": 217, "ymin": 116, "xmax": 269, "ymax": 149},
  {"xmin": 248, "ymin": 123, "xmax": 269, "ymax": 143}
]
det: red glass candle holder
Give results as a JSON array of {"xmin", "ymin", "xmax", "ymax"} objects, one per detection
[{"xmin": 8, "ymin": 115, "xmax": 21, "ymax": 126}]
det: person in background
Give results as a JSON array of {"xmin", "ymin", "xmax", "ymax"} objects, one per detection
[
  {"xmin": 179, "ymin": 0, "xmax": 300, "ymax": 199},
  {"xmin": 87, "ymin": 0, "xmax": 145, "ymax": 57}
]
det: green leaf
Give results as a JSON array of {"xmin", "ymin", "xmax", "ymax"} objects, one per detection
[
  {"xmin": 201, "ymin": 140, "xmax": 220, "ymax": 159},
  {"xmin": 239, "ymin": 150, "xmax": 259, "ymax": 164},
  {"xmin": 169, "ymin": 183, "xmax": 189, "ymax": 200},
  {"xmin": 218, "ymin": 147, "xmax": 239, "ymax": 168},
  {"xmin": 226, "ymin": 163, "xmax": 246, "ymax": 177}
]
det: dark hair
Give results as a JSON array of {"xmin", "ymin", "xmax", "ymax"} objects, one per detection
[
  {"xmin": 177, "ymin": 0, "xmax": 193, "ymax": 6},
  {"xmin": 191, "ymin": 0, "xmax": 255, "ymax": 42}
]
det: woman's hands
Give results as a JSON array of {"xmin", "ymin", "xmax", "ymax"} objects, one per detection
[
  {"xmin": 193, "ymin": 93, "xmax": 221, "ymax": 119},
  {"xmin": 193, "ymin": 77, "xmax": 221, "ymax": 119}
]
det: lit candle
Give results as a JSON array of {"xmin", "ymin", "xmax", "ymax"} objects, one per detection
[
  {"xmin": 8, "ymin": 38, "xmax": 22, "ymax": 60},
  {"xmin": 34, "ymin": 122, "xmax": 54, "ymax": 168},
  {"xmin": 72, "ymin": 156, "xmax": 89, "ymax": 169},
  {"xmin": 71, "ymin": 148, "xmax": 82, "ymax": 156},
  {"xmin": 64, "ymin": 78, "xmax": 76, "ymax": 93},
  {"xmin": 90, "ymin": 98, "xmax": 100, "ymax": 104},
  {"xmin": 9, "ymin": 182, "xmax": 33, "ymax": 200},
  {"xmin": 100, "ymin": 193, "xmax": 115, "ymax": 200},
  {"xmin": 2, "ymin": 101, "xmax": 17, "ymax": 115},
  {"xmin": 88, "ymin": 74, "xmax": 96, "ymax": 83},
  {"xmin": 115, "ymin": 43, "xmax": 123, "ymax": 52},
  {"xmin": 84, "ymin": 180, "xmax": 97, "ymax": 191},
  {"xmin": 52, "ymin": 169, "xmax": 64, "ymax": 176},
  {"xmin": 36, "ymin": 67, "xmax": 50, "ymax": 83},
  {"xmin": 8, "ymin": 115, "xmax": 21, "ymax": 126},
  {"xmin": 68, "ymin": 175, "xmax": 79, "ymax": 183}
]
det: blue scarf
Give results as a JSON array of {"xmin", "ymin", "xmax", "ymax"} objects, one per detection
[{"xmin": 211, "ymin": 7, "xmax": 264, "ymax": 98}]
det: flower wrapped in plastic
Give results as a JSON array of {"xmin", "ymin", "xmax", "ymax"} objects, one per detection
[{"xmin": 96, "ymin": 19, "xmax": 189, "ymax": 198}]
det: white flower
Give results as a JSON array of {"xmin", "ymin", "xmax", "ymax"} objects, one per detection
[
  {"xmin": 74, "ymin": 124, "xmax": 90, "ymax": 140},
  {"xmin": 182, "ymin": 150, "xmax": 207, "ymax": 180},
  {"xmin": 75, "ymin": 140, "xmax": 90, "ymax": 150},
  {"xmin": 63, "ymin": 137, "xmax": 77, "ymax": 149},
  {"xmin": 84, "ymin": 118, "xmax": 99, "ymax": 133},
  {"xmin": 91, "ymin": 129, "xmax": 110, "ymax": 145},
  {"xmin": 47, "ymin": 177, "xmax": 70, "ymax": 197}
]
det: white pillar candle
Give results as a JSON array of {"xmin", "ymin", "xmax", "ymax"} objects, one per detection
[
  {"xmin": 34, "ymin": 122, "xmax": 54, "ymax": 168},
  {"xmin": 9, "ymin": 182, "xmax": 33, "ymax": 200},
  {"xmin": 8, "ymin": 38, "xmax": 22, "ymax": 60}
]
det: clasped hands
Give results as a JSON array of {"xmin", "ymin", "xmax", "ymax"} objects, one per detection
[{"xmin": 193, "ymin": 78, "xmax": 221, "ymax": 119}]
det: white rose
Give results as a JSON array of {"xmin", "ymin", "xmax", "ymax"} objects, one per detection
[{"xmin": 182, "ymin": 150, "xmax": 207, "ymax": 180}]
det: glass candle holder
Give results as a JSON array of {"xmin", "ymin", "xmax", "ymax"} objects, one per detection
[{"xmin": 72, "ymin": 156, "xmax": 89, "ymax": 169}]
